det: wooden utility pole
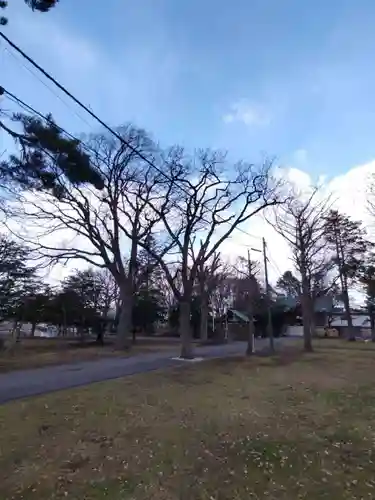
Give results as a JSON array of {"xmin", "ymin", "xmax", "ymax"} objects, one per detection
[
  {"xmin": 246, "ymin": 249, "xmax": 255, "ymax": 355},
  {"xmin": 262, "ymin": 237, "xmax": 274, "ymax": 352}
]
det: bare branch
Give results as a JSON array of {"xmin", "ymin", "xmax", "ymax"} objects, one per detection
[{"xmin": 266, "ymin": 185, "xmax": 334, "ymax": 350}]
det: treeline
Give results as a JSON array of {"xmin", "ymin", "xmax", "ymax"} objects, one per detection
[
  {"xmin": 0, "ymin": 234, "xmax": 166, "ymax": 341},
  {"xmin": 271, "ymin": 191, "xmax": 375, "ymax": 349},
  {"xmin": 1, "ymin": 92, "xmax": 375, "ymax": 357},
  {"xmin": 0, "ymin": 110, "xmax": 284, "ymax": 358}
]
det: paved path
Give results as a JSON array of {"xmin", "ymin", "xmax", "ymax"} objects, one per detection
[{"xmin": 0, "ymin": 339, "xmax": 278, "ymax": 404}]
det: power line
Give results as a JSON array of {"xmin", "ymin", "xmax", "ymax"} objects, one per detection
[
  {"xmin": 267, "ymin": 252, "xmax": 283, "ymax": 278},
  {"xmin": 0, "ymin": 31, "xmax": 265, "ymax": 243},
  {"xmin": 1, "ymin": 88, "xmax": 264, "ymax": 244},
  {"xmin": 3, "ymin": 86, "xmax": 263, "ymax": 243},
  {"xmin": 1, "ymin": 42, "xmax": 93, "ymax": 129},
  {"xmin": 0, "ymin": 31, "xmax": 160, "ymax": 169},
  {"xmin": 1, "ymin": 86, "xmax": 109, "ymax": 165}
]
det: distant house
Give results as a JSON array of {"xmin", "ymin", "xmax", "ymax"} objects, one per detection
[
  {"xmin": 275, "ymin": 294, "xmax": 374, "ymax": 338},
  {"xmin": 274, "ymin": 295, "xmax": 335, "ymax": 327},
  {"xmin": 224, "ymin": 308, "xmax": 286, "ymax": 338},
  {"xmin": 330, "ymin": 315, "xmax": 370, "ymax": 328},
  {"xmin": 226, "ymin": 309, "xmax": 250, "ymax": 323},
  {"xmin": 329, "ymin": 314, "xmax": 372, "ymax": 338}
]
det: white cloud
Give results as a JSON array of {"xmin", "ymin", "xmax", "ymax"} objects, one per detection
[
  {"xmin": 3, "ymin": 160, "xmax": 375, "ymax": 294},
  {"xmin": 2, "ymin": 0, "xmax": 181, "ymax": 134},
  {"xmin": 223, "ymin": 100, "xmax": 270, "ymax": 127},
  {"xmin": 221, "ymin": 160, "xmax": 375, "ymax": 287},
  {"xmin": 2, "ymin": 3, "xmax": 375, "ymax": 294},
  {"xmin": 329, "ymin": 161, "xmax": 375, "ymax": 226}
]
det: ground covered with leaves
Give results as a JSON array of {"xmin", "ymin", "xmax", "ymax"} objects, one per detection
[{"xmin": 1, "ymin": 340, "xmax": 375, "ymax": 499}]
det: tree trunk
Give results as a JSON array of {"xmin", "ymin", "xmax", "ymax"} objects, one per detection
[
  {"xmin": 200, "ymin": 295, "xmax": 209, "ymax": 342},
  {"xmin": 309, "ymin": 311, "xmax": 316, "ymax": 339},
  {"xmin": 30, "ymin": 322, "xmax": 36, "ymax": 337},
  {"xmin": 79, "ymin": 318, "xmax": 86, "ymax": 343},
  {"xmin": 179, "ymin": 299, "xmax": 194, "ymax": 359},
  {"xmin": 95, "ymin": 318, "xmax": 104, "ymax": 346},
  {"xmin": 246, "ymin": 303, "xmax": 255, "ymax": 356},
  {"xmin": 301, "ymin": 293, "xmax": 313, "ymax": 352},
  {"xmin": 369, "ymin": 307, "xmax": 375, "ymax": 342},
  {"xmin": 336, "ymin": 228, "xmax": 353, "ymax": 340},
  {"xmin": 96, "ymin": 328, "xmax": 104, "ymax": 346},
  {"xmin": 342, "ymin": 286, "xmax": 355, "ymax": 340},
  {"xmin": 115, "ymin": 284, "xmax": 132, "ymax": 350}
]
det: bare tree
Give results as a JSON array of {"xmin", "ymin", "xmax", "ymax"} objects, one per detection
[
  {"xmin": 359, "ymin": 261, "xmax": 375, "ymax": 342},
  {"xmin": 7, "ymin": 125, "xmax": 167, "ymax": 349},
  {"xmin": 210, "ymin": 276, "xmax": 235, "ymax": 320},
  {"xmin": 268, "ymin": 188, "xmax": 332, "ymax": 351},
  {"xmin": 140, "ymin": 149, "xmax": 282, "ymax": 358},
  {"xmin": 232, "ymin": 254, "xmax": 261, "ymax": 354},
  {"xmin": 96, "ymin": 268, "xmax": 119, "ymax": 320},
  {"xmin": 196, "ymin": 253, "xmax": 229, "ymax": 341},
  {"xmin": 368, "ymin": 175, "xmax": 375, "ymax": 220}
]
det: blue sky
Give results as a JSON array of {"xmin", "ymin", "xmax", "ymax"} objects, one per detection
[{"xmin": 2, "ymin": 0, "xmax": 375, "ymax": 180}]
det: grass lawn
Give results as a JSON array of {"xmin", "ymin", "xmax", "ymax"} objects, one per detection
[
  {"xmin": 0, "ymin": 337, "xmax": 178, "ymax": 373},
  {"xmin": 1, "ymin": 340, "xmax": 375, "ymax": 499}
]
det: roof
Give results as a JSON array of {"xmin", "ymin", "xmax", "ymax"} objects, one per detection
[
  {"xmin": 275, "ymin": 295, "xmax": 334, "ymax": 313},
  {"xmin": 228, "ymin": 309, "xmax": 250, "ymax": 323},
  {"xmin": 331, "ymin": 315, "xmax": 371, "ymax": 328}
]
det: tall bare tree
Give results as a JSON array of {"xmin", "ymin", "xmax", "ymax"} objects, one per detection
[
  {"xmin": 359, "ymin": 262, "xmax": 375, "ymax": 342},
  {"xmin": 367, "ymin": 174, "xmax": 375, "ymax": 220},
  {"xmin": 96, "ymin": 268, "xmax": 119, "ymax": 321},
  {"xmin": 232, "ymin": 254, "xmax": 261, "ymax": 355},
  {"xmin": 196, "ymin": 253, "xmax": 228, "ymax": 341},
  {"xmin": 269, "ymin": 188, "xmax": 331, "ymax": 351},
  {"xmin": 140, "ymin": 149, "xmax": 282, "ymax": 358},
  {"xmin": 6, "ymin": 122, "xmax": 166, "ymax": 349},
  {"xmin": 210, "ymin": 276, "xmax": 235, "ymax": 321}
]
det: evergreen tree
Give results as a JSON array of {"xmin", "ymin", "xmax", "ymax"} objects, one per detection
[
  {"xmin": 136, "ymin": 234, "xmax": 163, "ymax": 293},
  {"xmin": 130, "ymin": 235, "xmax": 166, "ymax": 339},
  {"xmin": 25, "ymin": 0, "xmax": 58, "ymax": 12},
  {"xmin": 18, "ymin": 287, "xmax": 52, "ymax": 336},
  {"xmin": 0, "ymin": 1, "xmax": 7, "ymax": 26},
  {"xmin": 276, "ymin": 271, "xmax": 301, "ymax": 298},
  {"xmin": 0, "ymin": 113, "xmax": 104, "ymax": 198},
  {"xmin": 324, "ymin": 210, "xmax": 372, "ymax": 339},
  {"xmin": 132, "ymin": 290, "xmax": 166, "ymax": 335},
  {"xmin": 1, "ymin": 0, "xmax": 58, "ymax": 25},
  {"xmin": 0, "ymin": 234, "xmax": 37, "ymax": 320},
  {"xmin": 62, "ymin": 269, "xmax": 103, "ymax": 311},
  {"xmin": 55, "ymin": 270, "xmax": 104, "ymax": 339},
  {"xmin": 276, "ymin": 269, "xmax": 338, "ymax": 302}
]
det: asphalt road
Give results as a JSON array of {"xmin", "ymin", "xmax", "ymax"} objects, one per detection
[{"xmin": 0, "ymin": 339, "xmax": 278, "ymax": 404}]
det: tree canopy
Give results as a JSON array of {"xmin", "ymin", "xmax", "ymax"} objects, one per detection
[
  {"xmin": 1, "ymin": 0, "xmax": 59, "ymax": 25},
  {"xmin": 0, "ymin": 234, "xmax": 37, "ymax": 320},
  {"xmin": 0, "ymin": 113, "xmax": 104, "ymax": 197}
]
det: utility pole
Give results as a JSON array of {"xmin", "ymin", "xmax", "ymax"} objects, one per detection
[
  {"xmin": 246, "ymin": 248, "xmax": 255, "ymax": 355},
  {"xmin": 263, "ymin": 237, "xmax": 274, "ymax": 352}
]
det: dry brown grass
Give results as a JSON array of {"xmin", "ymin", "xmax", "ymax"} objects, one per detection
[
  {"xmin": 0, "ymin": 337, "xmax": 178, "ymax": 373},
  {"xmin": 1, "ymin": 340, "xmax": 375, "ymax": 499}
]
